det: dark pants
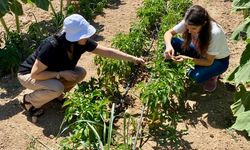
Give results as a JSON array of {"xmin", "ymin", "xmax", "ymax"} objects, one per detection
[{"xmin": 171, "ymin": 37, "xmax": 229, "ymax": 83}]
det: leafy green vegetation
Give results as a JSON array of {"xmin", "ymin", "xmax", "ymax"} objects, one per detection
[
  {"xmin": 227, "ymin": 0, "xmax": 250, "ymax": 137},
  {"xmin": 0, "ymin": 32, "xmax": 34, "ymax": 75},
  {"xmin": 60, "ymin": 78, "xmax": 111, "ymax": 149},
  {"xmin": 67, "ymin": 0, "xmax": 109, "ymax": 20},
  {"xmin": 231, "ymin": 0, "xmax": 250, "ymax": 40}
]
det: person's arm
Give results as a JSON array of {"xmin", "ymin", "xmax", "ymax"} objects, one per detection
[
  {"xmin": 30, "ymin": 59, "xmax": 78, "ymax": 81},
  {"xmin": 194, "ymin": 54, "xmax": 215, "ymax": 66},
  {"xmin": 163, "ymin": 29, "xmax": 177, "ymax": 59},
  {"xmin": 175, "ymin": 53, "xmax": 216, "ymax": 66},
  {"xmin": 91, "ymin": 45, "xmax": 144, "ymax": 64},
  {"xmin": 164, "ymin": 29, "xmax": 177, "ymax": 48},
  {"xmin": 164, "ymin": 20, "xmax": 185, "ymax": 59},
  {"xmin": 30, "ymin": 59, "xmax": 58, "ymax": 80}
]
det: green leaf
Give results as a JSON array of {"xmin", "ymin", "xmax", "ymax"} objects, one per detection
[
  {"xmin": 0, "ymin": 0, "xmax": 9, "ymax": 17},
  {"xmin": 231, "ymin": 17, "xmax": 250, "ymax": 40},
  {"xmin": 236, "ymin": 85, "xmax": 250, "ymax": 110},
  {"xmin": 238, "ymin": 43, "xmax": 250, "ymax": 65},
  {"xmin": 231, "ymin": 99, "xmax": 245, "ymax": 116},
  {"xmin": 226, "ymin": 43, "xmax": 250, "ymax": 85},
  {"xmin": 232, "ymin": 0, "xmax": 250, "ymax": 10},
  {"xmin": 231, "ymin": 111, "xmax": 250, "ymax": 136},
  {"xmin": 30, "ymin": 0, "xmax": 49, "ymax": 11},
  {"xmin": 20, "ymin": 0, "xmax": 28, "ymax": 3},
  {"xmin": 234, "ymin": 60, "xmax": 250, "ymax": 85},
  {"xmin": 9, "ymin": 0, "xmax": 23, "ymax": 16},
  {"xmin": 231, "ymin": 85, "xmax": 250, "ymax": 116},
  {"xmin": 86, "ymin": 122, "xmax": 104, "ymax": 150}
]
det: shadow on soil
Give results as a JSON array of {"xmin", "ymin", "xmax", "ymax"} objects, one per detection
[
  {"xmin": 0, "ymin": 98, "xmax": 65, "ymax": 138},
  {"xmin": 23, "ymin": 101, "xmax": 67, "ymax": 137},
  {"xmin": 0, "ymin": 75, "xmax": 25, "ymax": 120},
  {"xmin": 140, "ymin": 80, "xmax": 240, "ymax": 149},
  {"xmin": 0, "ymin": 98, "xmax": 23, "ymax": 120},
  {"xmin": 183, "ymin": 80, "xmax": 235, "ymax": 129},
  {"xmin": 140, "ymin": 123, "xmax": 193, "ymax": 150},
  {"xmin": 0, "ymin": 75, "xmax": 24, "ymax": 99}
]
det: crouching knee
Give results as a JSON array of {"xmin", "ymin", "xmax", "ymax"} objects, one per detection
[
  {"xmin": 74, "ymin": 66, "xmax": 87, "ymax": 82},
  {"xmin": 52, "ymin": 81, "xmax": 65, "ymax": 96},
  {"xmin": 189, "ymin": 72, "xmax": 206, "ymax": 84}
]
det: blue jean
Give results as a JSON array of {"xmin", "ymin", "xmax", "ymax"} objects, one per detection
[{"xmin": 171, "ymin": 37, "xmax": 229, "ymax": 83}]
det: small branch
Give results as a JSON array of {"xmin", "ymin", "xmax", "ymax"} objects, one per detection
[
  {"xmin": 15, "ymin": 15, "xmax": 20, "ymax": 33},
  {"xmin": 28, "ymin": 12, "xmax": 38, "ymax": 23}
]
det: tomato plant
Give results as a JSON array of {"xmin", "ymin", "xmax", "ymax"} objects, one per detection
[{"xmin": 61, "ymin": 78, "xmax": 110, "ymax": 149}]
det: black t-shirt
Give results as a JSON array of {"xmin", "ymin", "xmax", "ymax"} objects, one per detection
[{"xmin": 18, "ymin": 34, "xmax": 98, "ymax": 75}]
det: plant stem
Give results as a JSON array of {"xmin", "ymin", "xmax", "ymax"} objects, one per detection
[
  {"xmin": 15, "ymin": 15, "xmax": 20, "ymax": 33},
  {"xmin": 132, "ymin": 105, "xmax": 145, "ymax": 150},
  {"xmin": 107, "ymin": 103, "xmax": 115, "ymax": 150},
  {"xmin": 0, "ymin": 17, "xmax": 9, "ymax": 34},
  {"xmin": 60, "ymin": 0, "xmax": 63, "ymax": 15},
  {"xmin": 123, "ymin": 111, "xmax": 127, "ymax": 144},
  {"xmin": 87, "ymin": 122, "xmax": 104, "ymax": 150},
  {"xmin": 49, "ymin": 0, "xmax": 57, "ymax": 17}
]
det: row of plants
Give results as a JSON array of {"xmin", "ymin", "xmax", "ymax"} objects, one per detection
[
  {"xmin": 139, "ymin": 0, "xmax": 192, "ymax": 122},
  {"xmin": 137, "ymin": 0, "xmax": 192, "ymax": 147},
  {"xmin": 61, "ymin": 0, "xmax": 192, "ymax": 149},
  {"xmin": 226, "ymin": 0, "xmax": 250, "ymax": 137},
  {"xmin": 67, "ymin": 0, "xmax": 109, "ymax": 20},
  {"xmin": 60, "ymin": 78, "xmax": 139, "ymax": 149},
  {"xmin": 60, "ymin": 78, "xmax": 111, "ymax": 149},
  {"xmin": 61, "ymin": 0, "xmax": 168, "ymax": 147}
]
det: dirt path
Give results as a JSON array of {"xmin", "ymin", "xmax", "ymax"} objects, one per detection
[
  {"xmin": 77, "ymin": 0, "xmax": 142, "ymax": 80},
  {"xmin": 0, "ymin": 0, "xmax": 250, "ymax": 150}
]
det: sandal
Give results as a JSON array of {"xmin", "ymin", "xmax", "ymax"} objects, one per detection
[
  {"xmin": 60, "ymin": 98, "xmax": 68, "ymax": 105},
  {"xmin": 20, "ymin": 94, "xmax": 44, "ymax": 117},
  {"xmin": 55, "ymin": 97, "xmax": 68, "ymax": 105}
]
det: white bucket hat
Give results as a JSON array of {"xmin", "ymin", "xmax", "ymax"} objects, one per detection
[{"xmin": 62, "ymin": 14, "xmax": 96, "ymax": 42}]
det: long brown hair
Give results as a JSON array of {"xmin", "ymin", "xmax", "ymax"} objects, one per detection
[{"xmin": 182, "ymin": 5, "xmax": 213, "ymax": 55}]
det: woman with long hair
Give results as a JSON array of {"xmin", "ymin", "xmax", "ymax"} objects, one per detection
[{"xmin": 164, "ymin": 5, "xmax": 230, "ymax": 92}]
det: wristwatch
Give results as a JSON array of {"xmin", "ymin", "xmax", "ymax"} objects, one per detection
[{"xmin": 56, "ymin": 72, "xmax": 60, "ymax": 79}]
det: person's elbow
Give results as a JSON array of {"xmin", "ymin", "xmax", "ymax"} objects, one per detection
[
  {"xmin": 30, "ymin": 72, "xmax": 38, "ymax": 79},
  {"xmin": 164, "ymin": 29, "xmax": 176, "ymax": 37},
  {"xmin": 164, "ymin": 30, "xmax": 172, "ymax": 38},
  {"xmin": 205, "ymin": 59, "xmax": 214, "ymax": 66},
  {"xmin": 30, "ymin": 70, "xmax": 42, "ymax": 79}
]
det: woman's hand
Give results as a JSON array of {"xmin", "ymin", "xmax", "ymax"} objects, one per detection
[
  {"xmin": 60, "ymin": 70, "xmax": 78, "ymax": 81},
  {"xmin": 132, "ymin": 57, "xmax": 145, "ymax": 65},
  {"xmin": 164, "ymin": 45, "xmax": 175, "ymax": 60},
  {"xmin": 173, "ymin": 55, "xmax": 191, "ymax": 62}
]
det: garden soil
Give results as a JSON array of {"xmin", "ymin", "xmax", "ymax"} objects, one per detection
[{"xmin": 0, "ymin": 0, "xmax": 249, "ymax": 149}]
